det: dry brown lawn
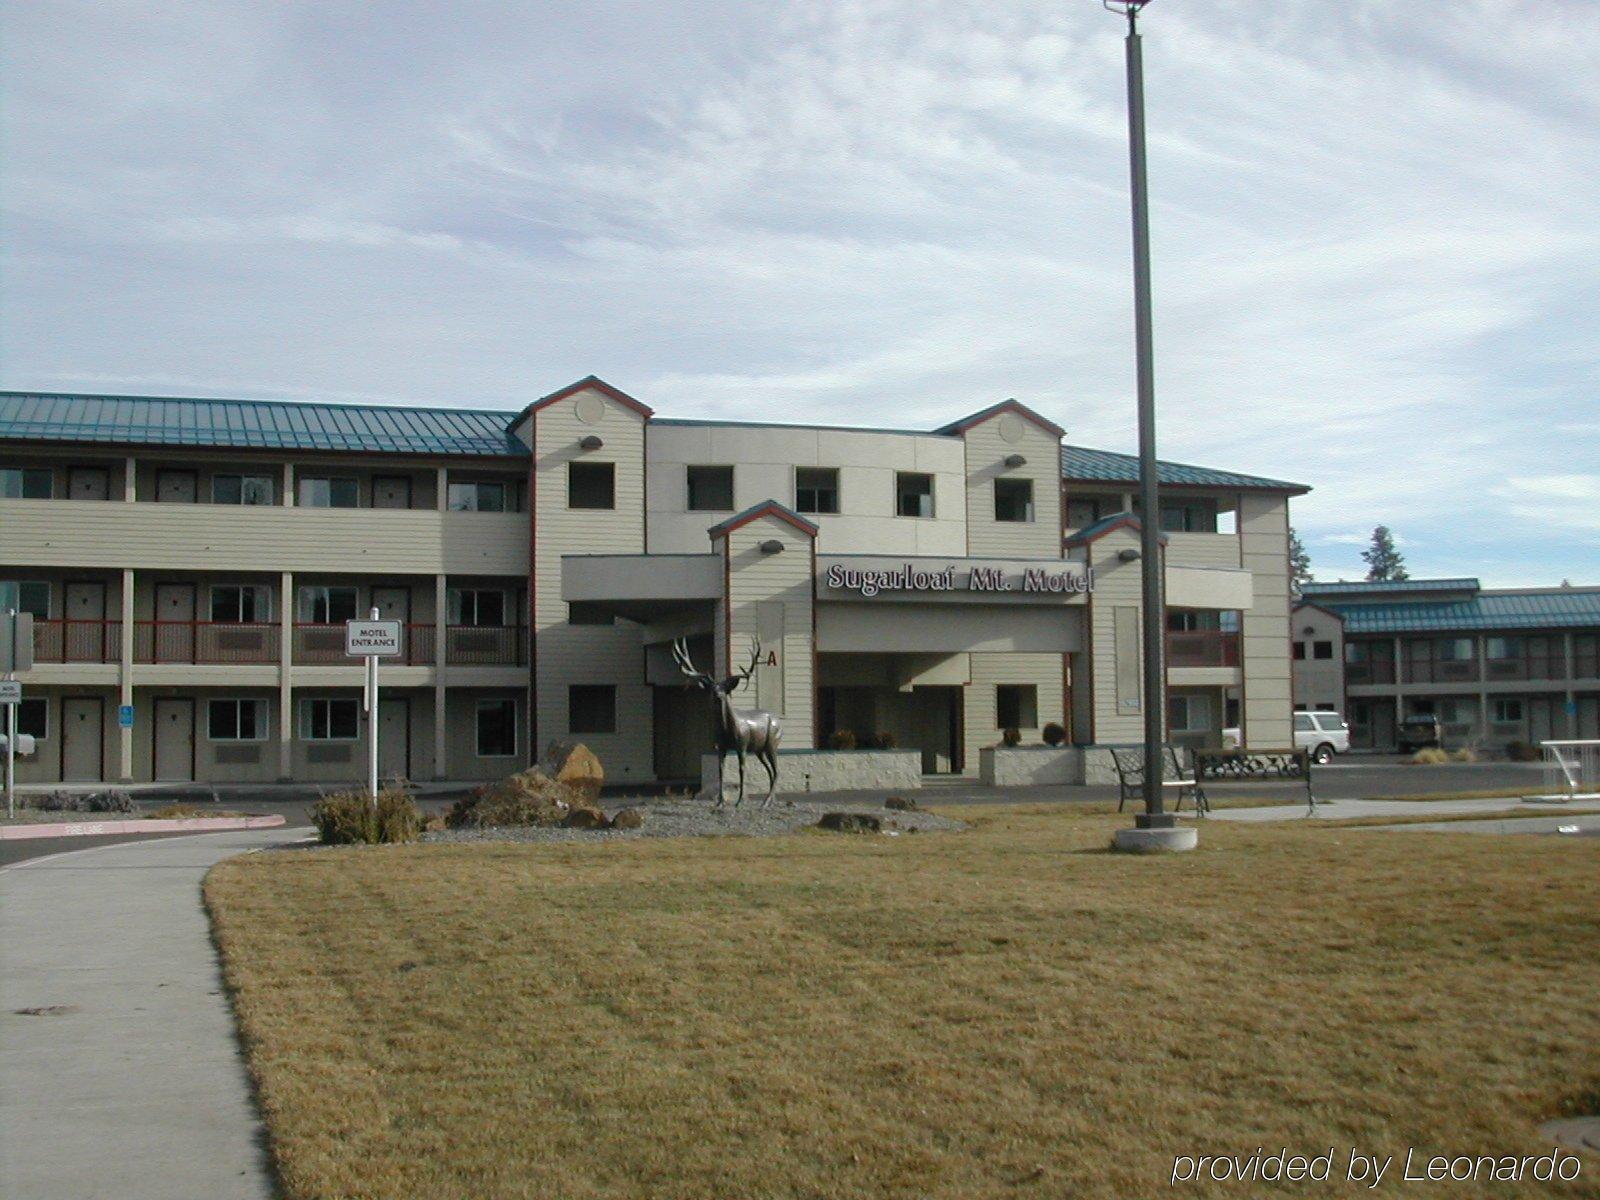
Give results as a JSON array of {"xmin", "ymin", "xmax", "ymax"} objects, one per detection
[{"xmin": 205, "ymin": 805, "xmax": 1600, "ymax": 1200}]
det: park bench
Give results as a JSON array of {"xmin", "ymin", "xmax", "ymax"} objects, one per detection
[
  {"xmin": 1109, "ymin": 745, "xmax": 1201, "ymax": 815},
  {"xmin": 1190, "ymin": 747, "xmax": 1316, "ymax": 816}
]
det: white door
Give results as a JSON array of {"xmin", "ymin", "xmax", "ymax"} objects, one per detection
[
  {"xmin": 63, "ymin": 581, "xmax": 107, "ymax": 662},
  {"xmin": 155, "ymin": 470, "xmax": 197, "ymax": 503},
  {"xmin": 61, "ymin": 698, "xmax": 104, "ymax": 782},
  {"xmin": 154, "ymin": 583, "xmax": 197, "ymax": 662},
  {"xmin": 377, "ymin": 698, "xmax": 410, "ymax": 783},
  {"xmin": 372, "ymin": 476, "xmax": 411, "ymax": 509},
  {"xmin": 153, "ymin": 698, "xmax": 195, "ymax": 781},
  {"xmin": 67, "ymin": 467, "xmax": 110, "ymax": 500}
]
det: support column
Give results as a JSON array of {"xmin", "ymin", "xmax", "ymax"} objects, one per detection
[
  {"xmin": 278, "ymin": 571, "xmax": 293, "ymax": 780},
  {"xmin": 123, "ymin": 456, "xmax": 136, "ymax": 502},
  {"xmin": 436, "ymin": 467, "xmax": 449, "ymax": 512},
  {"xmin": 1565, "ymin": 631, "xmax": 1577, "ymax": 737},
  {"xmin": 118, "ymin": 567, "xmax": 134, "ymax": 781},
  {"xmin": 433, "ymin": 573, "xmax": 447, "ymax": 780},
  {"xmin": 282, "ymin": 462, "xmax": 294, "ymax": 507},
  {"xmin": 1476, "ymin": 636, "xmax": 1489, "ymax": 745}
]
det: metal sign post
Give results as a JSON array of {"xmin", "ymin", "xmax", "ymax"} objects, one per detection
[
  {"xmin": 345, "ymin": 611, "xmax": 402, "ymax": 806},
  {"xmin": 4, "ymin": 609, "xmax": 17, "ymax": 819}
]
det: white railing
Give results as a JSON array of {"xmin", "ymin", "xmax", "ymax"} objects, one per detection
[{"xmin": 1541, "ymin": 740, "xmax": 1600, "ymax": 800}]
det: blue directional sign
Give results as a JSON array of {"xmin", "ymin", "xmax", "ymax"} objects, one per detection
[{"xmin": 119, "ymin": 704, "xmax": 135, "ymax": 728}]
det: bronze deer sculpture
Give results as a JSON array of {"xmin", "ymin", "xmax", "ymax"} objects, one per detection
[{"xmin": 672, "ymin": 636, "xmax": 782, "ymax": 807}]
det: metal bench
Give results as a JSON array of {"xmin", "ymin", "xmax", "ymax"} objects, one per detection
[
  {"xmin": 1191, "ymin": 747, "xmax": 1316, "ymax": 816},
  {"xmin": 1109, "ymin": 745, "xmax": 1202, "ymax": 815}
]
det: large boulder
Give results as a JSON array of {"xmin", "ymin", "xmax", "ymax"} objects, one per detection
[
  {"xmin": 817, "ymin": 812, "xmax": 883, "ymax": 834},
  {"xmin": 609, "ymin": 808, "xmax": 645, "ymax": 831},
  {"xmin": 543, "ymin": 741, "xmax": 605, "ymax": 801}
]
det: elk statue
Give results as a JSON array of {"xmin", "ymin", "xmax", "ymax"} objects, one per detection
[{"xmin": 671, "ymin": 636, "xmax": 782, "ymax": 807}]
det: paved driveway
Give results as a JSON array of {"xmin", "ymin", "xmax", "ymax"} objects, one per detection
[{"xmin": 0, "ymin": 826, "xmax": 308, "ymax": 1200}]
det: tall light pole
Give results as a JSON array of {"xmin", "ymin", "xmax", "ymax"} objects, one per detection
[{"xmin": 1103, "ymin": 0, "xmax": 1193, "ymax": 851}]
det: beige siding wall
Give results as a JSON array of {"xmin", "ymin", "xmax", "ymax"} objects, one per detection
[
  {"xmin": 1086, "ymin": 526, "xmax": 1151, "ymax": 743},
  {"xmin": 1165, "ymin": 532, "xmax": 1241, "ymax": 568},
  {"xmin": 529, "ymin": 387, "xmax": 653, "ymax": 782},
  {"xmin": 961, "ymin": 652, "xmax": 1065, "ymax": 770},
  {"xmin": 441, "ymin": 688, "xmax": 526, "ymax": 780},
  {"xmin": 1239, "ymin": 495, "xmax": 1293, "ymax": 746},
  {"xmin": 1291, "ymin": 606, "xmax": 1346, "ymax": 711},
  {"xmin": 961, "ymin": 415, "xmax": 1061, "ymax": 557}
]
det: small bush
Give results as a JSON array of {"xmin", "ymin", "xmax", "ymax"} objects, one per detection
[
  {"xmin": 33, "ymin": 791, "xmax": 81, "ymax": 812},
  {"xmin": 1411, "ymin": 747, "xmax": 1450, "ymax": 765},
  {"xmin": 871, "ymin": 731, "xmax": 896, "ymax": 750},
  {"xmin": 309, "ymin": 787, "xmax": 421, "ymax": 845},
  {"xmin": 1041, "ymin": 722, "xmax": 1067, "ymax": 746},
  {"xmin": 1505, "ymin": 740, "xmax": 1541, "ymax": 763},
  {"xmin": 1450, "ymin": 747, "xmax": 1477, "ymax": 763},
  {"xmin": 32, "ymin": 789, "xmax": 135, "ymax": 813},
  {"xmin": 1001, "ymin": 728, "xmax": 1022, "ymax": 748},
  {"xmin": 444, "ymin": 768, "xmax": 598, "ymax": 829},
  {"xmin": 827, "ymin": 729, "xmax": 858, "ymax": 751}
]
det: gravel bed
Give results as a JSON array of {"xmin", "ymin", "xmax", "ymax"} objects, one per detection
[{"xmin": 423, "ymin": 796, "xmax": 964, "ymax": 845}]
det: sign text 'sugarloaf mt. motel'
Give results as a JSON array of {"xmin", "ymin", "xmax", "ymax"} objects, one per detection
[{"xmin": 825, "ymin": 562, "xmax": 1094, "ymax": 598}]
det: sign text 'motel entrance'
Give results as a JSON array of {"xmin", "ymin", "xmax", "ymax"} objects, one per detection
[
  {"xmin": 345, "ymin": 620, "xmax": 403, "ymax": 657},
  {"xmin": 824, "ymin": 562, "xmax": 1094, "ymax": 599}
]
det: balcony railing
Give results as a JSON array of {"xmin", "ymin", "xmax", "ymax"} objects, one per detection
[
  {"xmin": 1165, "ymin": 630, "xmax": 1239, "ymax": 668},
  {"xmin": 292, "ymin": 623, "xmax": 522, "ymax": 666},
  {"xmin": 1484, "ymin": 655, "xmax": 1567, "ymax": 682},
  {"xmin": 29, "ymin": 619, "xmax": 121, "ymax": 663},
  {"xmin": 291, "ymin": 622, "xmax": 435, "ymax": 666},
  {"xmin": 1345, "ymin": 659, "xmax": 1396, "ymax": 686},
  {"xmin": 445, "ymin": 624, "xmax": 527, "ymax": 666},
  {"xmin": 1402, "ymin": 659, "xmax": 1481, "ymax": 684},
  {"xmin": 136, "ymin": 621, "xmax": 280, "ymax": 664}
]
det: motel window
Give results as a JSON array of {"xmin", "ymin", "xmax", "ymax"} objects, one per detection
[
  {"xmin": 0, "ymin": 580, "xmax": 51, "ymax": 618},
  {"xmin": 567, "ymin": 602, "xmax": 615, "ymax": 626},
  {"xmin": 17, "ymin": 698, "xmax": 48, "ymax": 740},
  {"xmin": 569, "ymin": 685, "xmax": 617, "ymax": 735},
  {"xmin": 298, "ymin": 586, "xmax": 358, "ymax": 623},
  {"xmin": 208, "ymin": 699, "xmax": 266, "ymax": 742},
  {"xmin": 449, "ymin": 589, "xmax": 505, "ymax": 627},
  {"xmin": 1293, "ymin": 641, "xmax": 1307, "ymax": 660},
  {"xmin": 211, "ymin": 585, "xmax": 272, "ymax": 623},
  {"xmin": 568, "ymin": 461, "xmax": 615, "ymax": 510},
  {"xmin": 686, "ymin": 465, "xmax": 735, "ymax": 512},
  {"xmin": 1065, "ymin": 497, "xmax": 1106, "ymax": 529},
  {"xmin": 476, "ymin": 699, "xmax": 518, "ymax": 757},
  {"xmin": 993, "ymin": 478, "xmax": 1033, "ymax": 523},
  {"xmin": 1158, "ymin": 499, "xmax": 1218, "ymax": 533},
  {"xmin": 0, "ymin": 467, "xmax": 53, "ymax": 499},
  {"xmin": 212, "ymin": 474, "xmax": 275, "ymax": 505},
  {"xmin": 896, "ymin": 472, "xmax": 934, "ymax": 518},
  {"xmin": 300, "ymin": 697, "xmax": 359, "ymax": 741},
  {"xmin": 1313, "ymin": 641, "xmax": 1333, "ymax": 660},
  {"xmin": 1436, "ymin": 638, "xmax": 1474, "ymax": 661},
  {"xmin": 1170, "ymin": 695, "xmax": 1208, "ymax": 734},
  {"xmin": 1486, "ymin": 637, "xmax": 1521, "ymax": 660},
  {"xmin": 448, "ymin": 481, "xmax": 507, "ymax": 512},
  {"xmin": 995, "ymin": 684, "xmax": 1038, "ymax": 731},
  {"xmin": 1167, "ymin": 610, "xmax": 1217, "ymax": 632},
  {"xmin": 1492, "ymin": 699, "xmax": 1524, "ymax": 723},
  {"xmin": 795, "ymin": 467, "xmax": 839, "ymax": 515},
  {"xmin": 298, "ymin": 476, "xmax": 360, "ymax": 508}
]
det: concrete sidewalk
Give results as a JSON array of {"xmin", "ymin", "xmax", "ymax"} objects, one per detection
[
  {"xmin": 0, "ymin": 825, "xmax": 309, "ymax": 1200},
  {"xmin": 1209, "ymin": 796, "xmax": 1581, "ymax": 823}
]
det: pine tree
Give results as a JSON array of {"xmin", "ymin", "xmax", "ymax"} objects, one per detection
[
  {"xmin": 1361, "ymin": 526, "xmax": 1408, "ymax": 582},
  {"xmin": 1288, "ymin": 526, "xmax": 1313, "ymax": 593}
]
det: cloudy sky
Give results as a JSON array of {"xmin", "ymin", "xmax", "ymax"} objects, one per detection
[{"xmin": 3, "ymin": 1, "xmax": 1596, "ymax": 584}]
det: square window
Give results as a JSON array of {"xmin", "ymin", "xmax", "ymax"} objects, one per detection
[
  {"xmin": 301, "ymin": 697, "xmax": 359, "ymax": 740},
  {"xmin": 895, "ymin": 472, "xmax": 934, "ymax": 518},
  {"xmin": 569, "ymin": 685, "xmax": 616, "ymax": 734},
  {"xmin": 0, "ymin": 467, "xmax": 53, "ymax": 499},
  {"xmin": 1312, "ymin": 640, "xmax": 1333, "ymax": 660},
  {"xmin": 212, "ymin": 474, "xmax": 275, "ymax": 505},
  {"xmin": 1170, "ymin": 695, "xmax": 1208, "ymax": 733},
  {"xmin": 1293, "ymin": 641, "xmax": 1307, "ymax": 660},
  {"xmin": 995, "ymin": 684, "xmax": 1038, "ymax": 731},
  {"xmin": 449, "ymin": 589, "xmax": 505, "ymax": 626},
  {"xmin": 298, "ymin": 586, "xmax": 358, "ymax": 623},
  {"xmin": 1158, "ymin": 499, "xmax": 1218, "ymax": 533},
  {"xmin": 1492, "ymin": 699, "xmax": 1524, "ymax": 723},
  {"xmin": 568, "ymin": 461, "xmax": 615, "ymax": 509},
  {"xmin": 17, "ymin": 697, "xmax": 48, "ymax": 739},
  {"xmin": 448, "ymin": 481, "xmax": 506, "ymax": 512},
  {"xmin": 298, "ymin": 477, "xmax": 359, "ymax": 507},
  {"xmin": 686, "ymin": 465, "xmax": 735, "ymax": 512},
  {"xmin": 0, "ymin": 580, "xmax": 51, "ymax": 618},
  {"xmin": 994, "ymin": 478, "xmax": 1033, "ymax": 523},
  {"xmin": 1065, "ymin": 498, "xmax": 1104, "ymax": 528},
  {"xmin": 476, "ymin": 699, "xmax": 518, "ymax": 756},
  {"xmin": 211, "ymin": 585, "xmax": 271, "ymax": 623},
  {"xmin": 795, "ymin": 467, "xmax": 839, "ymax": 515},
  {"xmin": 208, "ymin": 699, "xmax": 266, "ymax": 741}
]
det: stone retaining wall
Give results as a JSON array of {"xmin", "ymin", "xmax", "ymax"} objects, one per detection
[
  {"xmin": 701, "ymin": 749, "xmax": 923, "ymax": 798},
  {"xmin": 979, "ymin": 746, "xmax": 1082, "ymax": 786}
]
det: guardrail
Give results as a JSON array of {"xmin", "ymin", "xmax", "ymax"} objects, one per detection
[
  {"xmin": 29, "ymin": 619, "xmax": 121, "ymax": 663},
  {"xmin": 1165, "ymin": 630, "xmax": 1239, "ymax": 668}
]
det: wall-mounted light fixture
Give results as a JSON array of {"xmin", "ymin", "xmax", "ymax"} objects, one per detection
[
  {"xmin": 1302, "ymin": 625, "xmax": 1317, "ymax": 636},
  {"xmin": 579, "ymin": 435, "xmax": 604, "ymax": 451},
  {"xmin": 1004, "ymin": 453, "xmax": 1027, "ymax": 468},
  {"xmin": 759, "ymin": 539, "xmax": 785, "ymax": 555},
  {"xmin": 1118, "ymin": 548, "xmax": 1141, "ymax": 563}
]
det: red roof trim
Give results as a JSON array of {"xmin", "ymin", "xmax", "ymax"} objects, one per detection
[
  {"xmin": 1063, "ymin": 513, "xmax": 1168, "ymax": 548},
  {"xmin": 707, "ymin": 500, "xmax": 820, "ymax": 541},
  {"xmin": 936, "ymin": 399, "xmax": 1065, "ymax": 439},
  {"xmin": 509, "ymin": 375, "xmax": 653, "ymax": 429}
]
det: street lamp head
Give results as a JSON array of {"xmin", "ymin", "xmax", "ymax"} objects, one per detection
[{"xmin": 1102, "ymin": 0, "xmax": 1153, "ymax": 13}]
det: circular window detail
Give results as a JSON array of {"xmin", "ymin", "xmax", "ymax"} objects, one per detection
[
  {"xmin": 997, "ymin": 413, "xmax": 1026, "ymax": 444},
  {"xmin": 574, "ymin": 394, "xmax": 607, "ymax": 426}
]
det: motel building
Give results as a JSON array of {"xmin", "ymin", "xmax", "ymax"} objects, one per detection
[
  {"xmin": 1292, "ymin": 578, "xmax": 1600, "ymax": 751},
  {"xmin": 0, "ymin": 380, "xmax": 1305, "ymax": 788}
]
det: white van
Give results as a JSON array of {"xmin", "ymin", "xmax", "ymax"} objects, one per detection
[{"xmin": 1220, "ymin": 711, "xmax": 1350, "ymax": 763}]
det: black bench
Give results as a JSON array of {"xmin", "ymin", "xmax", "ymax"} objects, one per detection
[
  {"xmin": 1109, "ymin": 745, "xmax": 1201, "ymax": 815},
  {"xmin": 1191, "ymin": 748, "xmax": 1316, "ymax": 815}
]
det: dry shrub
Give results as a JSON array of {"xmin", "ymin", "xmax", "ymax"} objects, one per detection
[
  {"xmin": 1411, "ymin": 747, "xmax": 1450, "ymax": 765},
  {"xmin": 1450, "ymin": 747, "xmax": 1478, "ymax": 763},
  {"xmin": 445, "ymin": 768, "xmax": 601, "ymax": 829},
  {"xmin": 309, "ymin": 787, "xmax": 421, "ymax": 845}
]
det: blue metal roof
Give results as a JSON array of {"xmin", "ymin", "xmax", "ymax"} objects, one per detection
[
  {"xmin": 0, "ymin": 391, "xmax": 525, "ymax": 457},
  {"xmin": 1061, "ymin": 444, "xmax": 1309, "ymax": 493},
  {"xmin": 1308, "ymin": 590, "xmax": 1600, "ymax": 634},
  {"xmin": 1300, "ymin": 578, "xmax": 1480, "ymax": 596}
]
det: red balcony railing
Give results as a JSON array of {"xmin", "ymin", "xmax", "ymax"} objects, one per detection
[
  {"xmin": 445, "ymin": 624, "xmax": 527, "ymax": 666},
  {"xmin": 292, "ymin": 623, "xmax": 435, "ymax": 665},
  {"xmin": 29, "ymin": 619, "xmax": 122, "ymax": 663},
  {"xmin": 1165, "ymin": 630, "xmax": 1239, "ymax": 668},
  {"xmin": 135, "ymin": 621, "xmax": 279, "ymax": 664}
]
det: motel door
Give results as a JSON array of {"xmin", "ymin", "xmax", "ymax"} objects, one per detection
[
  {"xmin": 153, "ymin": 698, "xmax": 196, "ymax": 782},
  {"xmin": 372, "ymin": 588, "xmax": 410, "ymax": 662},
  {"xmin": 63, "ymin": 581, "xmax": 107, "ymax": 662},
  {"xmin": 377, "ymin": 698, "xmax": 410, "ymax": 783},
  {"xmin": 154, "ymin": 583, "xmax": 197, "ymax": 662},
  {"xmin": 67, "ymin": 467, "xmax": 110, "ymax": 501},
  {"xmin": 60, "ymin": 697, "xmax": 104, "ymax": 782}
]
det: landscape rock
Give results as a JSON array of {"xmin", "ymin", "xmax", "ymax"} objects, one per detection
[
  {"xmin": 543, "ymin": 741, "xmax": 605, "ymax": 801},
  {"xmin": 885, "ymin": 796, "xmax": 920, "ymax": 812},
  {"xmin": 445, "ymin": 766, "xmax": 605, "ymax": 829},
  {"xmin": 562, "ymin": 807, "xmax": 609, "ymax": 830},
  {"xmin": 609, "ymin": 808, "xmax": 645, "ymax": 831},
  {"xmin": 817, "ymin": 812, "xmax": 883, "ymax": 834}
]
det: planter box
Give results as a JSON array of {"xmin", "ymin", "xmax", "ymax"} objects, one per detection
[
  {"xmin": 979, "ymin": 746, "xmax": 1082, "ymax": 786},
  {"xmin": 701, "ymin": 749, "xmax": 922, "ymax": 798}
]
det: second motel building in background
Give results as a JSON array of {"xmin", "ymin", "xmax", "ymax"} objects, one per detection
[{"xmin": 0, "ymin": 379, "xmax": 1304, "ymax": 786}]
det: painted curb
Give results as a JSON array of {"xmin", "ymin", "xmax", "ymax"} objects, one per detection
[{"xmin": 0, "ymin": 814, "xmax": 288, "ymax": 841}]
